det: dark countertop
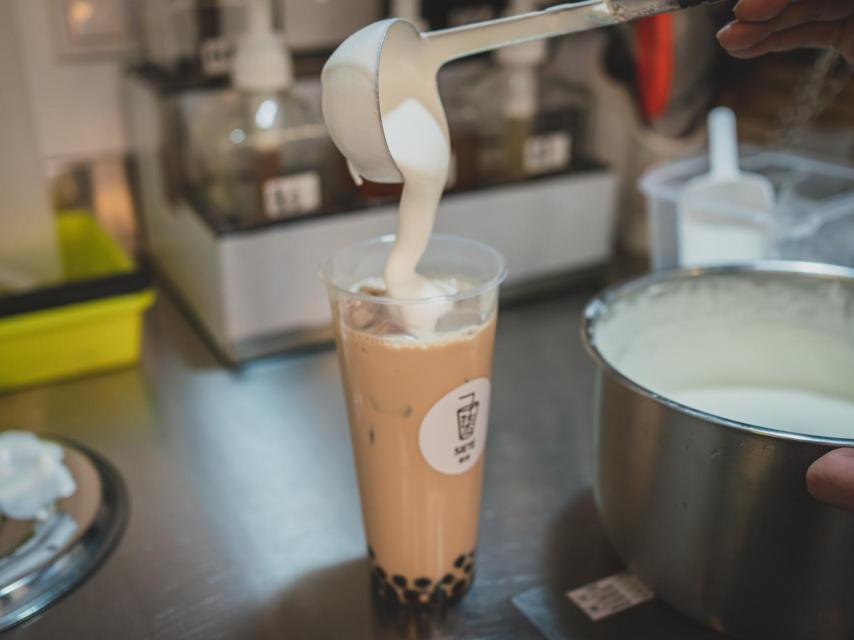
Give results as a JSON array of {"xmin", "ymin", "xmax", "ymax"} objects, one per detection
[{"xmin": 1, "ymin": 287, "xmax": 722, "ymax": 640}]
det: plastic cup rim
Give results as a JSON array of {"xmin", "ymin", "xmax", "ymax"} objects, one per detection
[{"xmin": 319, "ymin": 234, "xmax": 508, "ymax": 306}]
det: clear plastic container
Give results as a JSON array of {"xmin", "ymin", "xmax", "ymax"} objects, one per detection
[{"xmin": 640, "ymin": 150, "xmax": 854, "ymax": 270}]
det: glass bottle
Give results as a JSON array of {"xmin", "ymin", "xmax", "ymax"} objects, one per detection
[
  {"xmin": 469, "ymin": 0, "xmax": 589, "ymax": 184},
  {"xmin": 186, "ymin": 0, "xmax": 349, "ymax": 229}
]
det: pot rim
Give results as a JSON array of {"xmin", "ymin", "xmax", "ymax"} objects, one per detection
[{"xmin": 581, "ymin": 260, "xmax": 854, "ymax": 447}]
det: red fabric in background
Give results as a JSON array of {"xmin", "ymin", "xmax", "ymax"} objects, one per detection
[{"xmin": 633, "ymin": 14, "xmax": 674, "ymax": 122}]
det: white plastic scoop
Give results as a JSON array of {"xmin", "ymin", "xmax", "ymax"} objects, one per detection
[{"xmin": 678, "ymin": 107, "xmax": 775, "ymax": 266}]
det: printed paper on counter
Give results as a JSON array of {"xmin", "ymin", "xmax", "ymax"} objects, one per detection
[{"xmin": 567, "ymin": 572, "xmax": 654, "ymax": 621}]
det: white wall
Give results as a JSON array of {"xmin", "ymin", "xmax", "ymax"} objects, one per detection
[
  {"xmin": 11, "ymin": 0, "xmax": 129, "ymax": 161},
  {"xmin": 0, "ymin": 0, "xmax": 61, "ymax": 282}
]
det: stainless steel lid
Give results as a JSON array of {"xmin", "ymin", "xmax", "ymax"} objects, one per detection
[{"xmin": 0, "ymin": 436, "xmax": 127, "ymax": 631}]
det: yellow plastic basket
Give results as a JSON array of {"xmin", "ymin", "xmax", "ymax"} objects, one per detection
[{"xmin": 0, "ymin": 212, "xmax": 154, "ymax": 391}]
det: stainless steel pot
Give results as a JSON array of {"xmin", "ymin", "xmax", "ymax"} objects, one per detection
[{"xmin": 582, "ymin": 263, "xmax": 854, "ymax": 640}]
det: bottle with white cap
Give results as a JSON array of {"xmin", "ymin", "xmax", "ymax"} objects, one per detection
[
  {"xmin": 469, "ymin": 0, "xmax": 589, "ymax": 182},
  {"xmin": 189, "ymin": 0, "xmax": 340, "ymax": 227}
]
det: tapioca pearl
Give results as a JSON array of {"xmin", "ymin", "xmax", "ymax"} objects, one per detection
[
  {"xmin": 452, "ymin": 579, "xmax": 467, "ymax": 597},
  {"xmin": 453, "ymin": 555, "xmax": 465, "ymax": 568},
  {"xmin": 441, "ymin": 573, "xmax": 454, "ymax": 585},
  {"xmin": 414, "ymin": 577, "xmax": 431, "ymax": 590},
  {"xmin": 392, "ymin": 575, "xmax": 407, "ymax": 588},
  {"xmin": 430, "ymin": 586, "xmax": 447, "ymax": 604},
  {"xmin": 463, "ymin": 562, "xmax": 473, "ymax": 574},
  {"xmin": 373, "ymin": 566, "xmax": 387, "ymax": 580},
  {"xmin": 404, "ymin": 589, "xmax": 421, "ymax": 604}
]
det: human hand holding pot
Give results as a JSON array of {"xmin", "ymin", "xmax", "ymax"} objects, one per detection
[{"xmin": 807, "ymin": 448, "xmax": 854, "ymax": 512}]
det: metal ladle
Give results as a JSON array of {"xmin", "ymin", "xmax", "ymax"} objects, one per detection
[{"xmin": 321, "ymin": 0, "xmax": 719, "ymax": 184}]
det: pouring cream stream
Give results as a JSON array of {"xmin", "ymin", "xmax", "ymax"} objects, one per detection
[{"xmin": 321, "ymin": 1, "xmax": 654, "ymax": 332}]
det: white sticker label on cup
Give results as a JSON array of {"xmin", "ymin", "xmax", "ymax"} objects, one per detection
[
  {"xmin": 419, "ymin": 378, "xmax": 490, "ymax": 475},
  {"xmin": 567, "ymin": 573, "xmax": 654, "ymax": 621}
]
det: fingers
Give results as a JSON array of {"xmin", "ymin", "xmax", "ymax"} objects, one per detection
[
  {"xmin": 807, "ymin": 448, "xmax": 854, "ymax": 512},
  {"xmin": 719, "ymin": 0, "xmax": 854, "ymax": 46},
  {"xmin": 718, "ymin": 0, "xmax": 854, "ymax": 62},
  {"xmin": 721, "ymin": 21, "xmax": 843, "ymax": 57},
  {"xmin": 733, "ymin": 0, "xmax": 791, "ymax": 22},
  {"xmin": 768, "ymin": 0, "xmax": 854, "ymax": 30},
  {"xmin": 735, "ymin": 0, "xmax": 854, "ymax": 25},
  {"xmin": 717, "ymin": 19, "xmax": 780, "ymax": 51}
]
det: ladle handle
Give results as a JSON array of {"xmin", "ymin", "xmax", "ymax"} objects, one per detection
[
  {"xmin": 423, "ymin": 0, "xmax": 723, "ymax": 65},
  {"xmin": 423, "ymin": 0, "xmax": 608, "ymax": 64},
  {"xmin": 608, "ymin": 0, "xmax": 721, "ymax": 18}
]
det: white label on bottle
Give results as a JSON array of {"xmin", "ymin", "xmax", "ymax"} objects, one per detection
[
  {"xmin": 263, "ymin": 172, "xmax": 321, "ymax": 218},
  {"xmin": 419, "ymin": 378, "xmax": 491, "ymax": 475},
  {"xmin": 567, "ymin": 573, "xmax": 654, "ymax": 621},
  {"xmin": 524, "ymin": 133, "xmax": 571, "ymax": 175},
  {"xmin": 200, "ymin": 38, "xmax": 233, "ymax": 77}
]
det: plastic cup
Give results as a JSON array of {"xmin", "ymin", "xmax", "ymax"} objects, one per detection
[{"xmin": 321, "ymin": 234, "xmax": 506, "ymax": 607}]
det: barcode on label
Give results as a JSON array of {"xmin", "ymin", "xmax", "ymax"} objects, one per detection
[
  {"xmin": 567, "ymin": 573, "xmax": 654, "ymax": 621},
  {"xmin": 524, "ymin": 132, "xmax": 571, "ymax": 175},
  {"xmin": 263, "ymin": 172, "xmax": 322, "ymax": 218}
]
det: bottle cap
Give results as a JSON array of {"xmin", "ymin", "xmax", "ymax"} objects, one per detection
[
  {"xmin": 503, "ymin": 67, "xmax": 538, "ymax": 119},
  {"xmin": 496, "ymin": 0, "xmax": 547, "ymax": 68},
  {"xmin": 232, "ymin": 0, "xmax": 293, "ymax": 91}
]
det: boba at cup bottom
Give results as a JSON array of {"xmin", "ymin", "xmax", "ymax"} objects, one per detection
[{"xmin": 368, "ymin": 546, "xmax": 476, "ymax": 608}]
